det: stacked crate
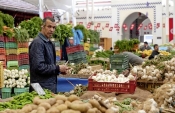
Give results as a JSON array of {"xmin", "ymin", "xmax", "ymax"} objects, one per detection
[
  {"xmin": 0, "ymin": 36, "xmax": 6, "ymax": 68},
  {"xmin": 17, "ymin": 42, "xmax": 29, "ymax": 70},
  {"xmin": 54, "ymin": 41, "xmax": 60, "ymax": 61},
  {"xmin": 5, "ymin": 36, "xmax": 18, "ymax": 69},
  {"xmin": 110, "ymin": 54, "xmax": 129, "ymax": 73},
  {"xmin": 66, "ymin": 45, "xmax": 87, "ymax": 64}
]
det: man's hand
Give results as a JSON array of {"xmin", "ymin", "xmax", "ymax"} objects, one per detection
[{"xmin": 59, "ymin": 65, "xmax": 69, "ymax": 73}]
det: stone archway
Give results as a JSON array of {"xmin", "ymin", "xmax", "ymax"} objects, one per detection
[{"xmin": 121, "ymin": 12, "xmax": 152, "ymax": 41}]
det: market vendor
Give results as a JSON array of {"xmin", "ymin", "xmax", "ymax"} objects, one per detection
[
  {"xmin": 123, "ymin": 52, "xmax": 144, "ymax": 66},
  {"xmin": 148, "ymin": 44, "xmax": 160, "ymax": 60},
  {"xmin": 29, "ymin": 17, "xmax": 68, "ymax": 93},
  {"xmin": 139, "ymin": 42, "xmax": 152, "ymax": 51}
]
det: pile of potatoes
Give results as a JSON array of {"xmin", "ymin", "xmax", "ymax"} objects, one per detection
[{"xmin": 0, "ymin": 94, "xmax": 119, "ymax": 113}]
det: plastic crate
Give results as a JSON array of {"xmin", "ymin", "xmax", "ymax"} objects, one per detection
[
  {"xmin": 6, "ymin": 55, "xmax": 18, "ymax": 61},
  {"xmin": 25, "ymin": 87, "xmax": 29, "ymax": 92},
  {"xmin": 18, "ymin": 53, "xmax": 29, "ymax": 60},
  {"xmin": 0, "ymin": 36, "xmax": 4, "ymax": 42},
  {"xmin": 18, "ymin": 42, "xmax": 28, "ymax": 48},
  {"xmin": 19, "ymin": 65, "xmax": 30, "ymax": 70},
  {"xmin": 56, "ymin": 56, "xmax": 60, "ymax": 61},
  {"xmin": 17, "ymin": 48, "xmax": 28, "ymax": 54},
  {"xmin": 69, "ymin": 57, "xmax": 87, "ymax": 64},
  {"xmin": 56, "ymin": 50, "xmax": 60, "ymax": 56},
  {"xmin": 88, "ymin": 75, "xmax": 137, "ymax": 94},
  {"xmin": 7, "ymin": 61, "xmax": 18, "ymax": 68},
  {"xmin": 5, "ymin": 42, "xmax": 17, "ymax": 49},
  {"xmin": 0, "ymin": 55, "xmax": 6, "ymax": 61},
  {"xmin": 54, "ymin": 42, "xmax": 60, "ymax": 47},
  {"xmin": 14, "ymin": 88, "xmax": 26, "ymax": 96},
  {"xmin": 18, "ymin": 59, "xmax": 29, "ymax": 66},
  {"xmin": 4, "ymin": 37, "xmax": 16, "ymax": 42},
  {"xmin": 0, "ymin": 42, "xmax": 5, "ymax": 48},
  {"xmin": 68, "ymin": 52, "xmax": 86, "ymax": 61},
  {"xmin": 6, "ymin": 49, "xmax": 18, "ymax": 55},
  {"xmin": 0, "ymin": 48, "xmax": 6, "ymax": 55},
  {"xmin": 66, "ymin": 45, "xmax": 84, "ymax": 54},
  {"xmin": 1, "ymin": 88, "xmax": 12, "ymax": 99}
]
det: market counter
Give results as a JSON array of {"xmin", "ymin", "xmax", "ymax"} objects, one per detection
[{"xmin": 57, "ymin": 77, "xmax": 88, "ymax": 92}]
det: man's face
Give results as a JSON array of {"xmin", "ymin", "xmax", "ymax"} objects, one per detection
[
  {"xmin": 155, "ymin": 45, "xmax": 159, "ymax": 51},
  {"xmin": 144, "ymin": 43, "xmax": 147, "ymax": 47},
  {"xmin": 42, "ymin": 19, "xmax": 56, "ymax": 39}
]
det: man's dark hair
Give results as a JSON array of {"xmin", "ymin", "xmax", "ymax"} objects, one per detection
[
  {"xmin": 42, "ymin": 17, "xmax": 55, "ymax": 25},
  {"xmin": 144, "ymin": 42, "xmax": 148, "ymax": 45},
  {"xmin": 153, "ymin": 44, "xmax": 158, "ymax": 48}
]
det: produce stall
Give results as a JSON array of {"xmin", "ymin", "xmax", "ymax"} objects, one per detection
[{"xmin": 1, "ymin": 10, "xmax": 175, "ymax": 113}]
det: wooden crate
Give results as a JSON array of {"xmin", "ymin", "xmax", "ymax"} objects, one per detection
[
  {"xmin": 0, "ymin": 61, "xmax": 4, "ymax": 88},
  {"xmin": 137, "ymin": 80, "xmax": 163, "ymax": 92}
]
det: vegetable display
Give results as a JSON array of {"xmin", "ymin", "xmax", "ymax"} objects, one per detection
[
  {"xmin": 0, "ymin": 89, "xmax": 53, "ymax": 111},
  {"xmin": 3, "ymin": 69, "xmax": 30, "ymax": 88},
  {"xmin": 91, "ymin": 69, "xmax": 135, "ymax": 83}
]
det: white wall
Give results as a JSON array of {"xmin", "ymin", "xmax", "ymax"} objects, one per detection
[
  {"xmin": 59, "ymin": 0, "xmax": 175, "ymax": 46},
  {"xmin": 139, "ymin": 18, "xmax": 152, "ymax": 36}
]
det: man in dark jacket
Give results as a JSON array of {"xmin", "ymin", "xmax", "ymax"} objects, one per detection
[
  {"xmin": 139, "ymin": 42, "xmax": 152, "ymax": 51},
  {"xmin": 148, "ymin": 44, "xmax": 160, "ymax": 60},
  {"xmin": 29, "ymin": 17, "xmax": 68, "ymax": 93}
]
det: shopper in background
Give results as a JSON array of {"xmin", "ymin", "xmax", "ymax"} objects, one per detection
[
  {"xmin": 123, "ymin": 52, "xmax": 144, "ymax": 66},
  {"xmin": 148, "ymin": 44, "xmax": 160, "ymax": 60},
  {"xmin": 139, "ymin": 42, "xmax": 152, "ymax": 51},
  {"xmin": 29, "ymin": 17, "xmax": 68, "ymax": 93}
]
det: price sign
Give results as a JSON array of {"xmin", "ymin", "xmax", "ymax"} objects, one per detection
[{"xmin": 31, "ymin": 83, "xmax": 46, "ymax": 95}]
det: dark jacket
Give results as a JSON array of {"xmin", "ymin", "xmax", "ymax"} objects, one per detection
[
  {"xmin": 148, "ymin": 50, "xmax": 160, "ymax": 60},
  {"xmin": 29, "ymin": 33, "xmax": 60, "ymax": 93}
]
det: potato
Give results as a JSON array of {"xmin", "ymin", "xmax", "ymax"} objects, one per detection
[
  {"xmin": 68, "ymin": 95, "xmax": 79, "ymax": 102},
  {"xmin": 89, "ymin": 99, "xmax": 106, "ymax": 112},
  {"xmin": 46, "ymin": 107, "xmax": 60, "ymax": 113},
  {"xmin": 72, "ymin": 100, "xmax": 84, "ymax": 104},
  {"xmin": 105, "ymin": 109, "xmax": 115, "ymax": 113},
  {"xmin": 56, "ymin": 104, "xmax": 67, "ymax": 111},
  {"xmin": 64, "ymin": 101, "xmax": 71, "ymax": 106},
  {"xmin": 61, "ymin": 110, "xmax": 81, "ymax": 113},
  {"xmin": 36, "ymin": 106, "xmax": 46, "ymax": 113},
  {"xmin": 87, "ymin": 108, "xmax": 102, "ymax": 113},
  {"xmin": 30, "ymin": 110, "xmax": 37, "ymax": 113},
  {"xmin": 39, "ymin": 102, "xmax": 51, "ymax": 110},
  {"xmin": 0, "ymin": 111, "xmax": 6, "ymax": 113},
  {"xmin": 33, "ymin": 96, "xmax": 42, "ymax": 105},
  {"xmin": 22, "ymin": 104, "xmax": 33, "ymax": 113},
  {"xmin": 30, "ymin": 104, "xmax": 38, "ymax": 110},
  {"xmin": 46, "ymin": 98, "xmax": 56, "ymax": 106},
  {"xmin": 56, "ymin": 100, "xmax": 64, "ymax": 105},
  {"xmin": 68, "ymin": 103, "xmax": 88, "ymax": 112},
  {"xmin": 83, "ymin": 103, "xmax": 92, "ymax": 109},
  {"xmin": 55, "ymin": 95, "xmax": 67, "ymax": 101},
  {"xmin": 5, "ymin": 110, "xmax": 17, "ymax": 113}
]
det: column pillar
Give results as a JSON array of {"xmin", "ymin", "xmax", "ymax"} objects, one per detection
[
  {"xmin": 173, "ymin": 0, "xmax": 175, "ymax": 43},
  {"xmin": 91, "ymin": 0, "xmax": 94, "ymax": 30},
  {"xmin": 165, "ymin": 0, "xmax": 169, "ymax": 43},
  {"xmin": 39, "ymin": 0, "xmax": 44, "ymax": 19},
  {"xmin": 72, "ymin": 0, "xmax": 76, "ymax": 26},
  {"xmin": 86, "ymin": 0, "xmax": 89, "ymax": 25},
  {"xmin": 66, "ymin": 12, "xmax": 69, "ymax": 23}
]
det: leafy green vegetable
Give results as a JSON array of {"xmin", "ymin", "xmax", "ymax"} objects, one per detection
[
  {"xmin": 0, "ymin": 89, "xmax": 53, "ymax": 111},
  {"xmin": 19, "ymin": 17, "xmax": 42, "ymax": 38},
  {"xmin": 114, "ymin": 101, "xmax": 133, "ymax": 113},
  {"xmin": 53, "ymin": 24, "xmax": 73, "ymax": 45},
  {"xmin": 14, "ymin": 28, "xmax": 29, "ymax": 42}
]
